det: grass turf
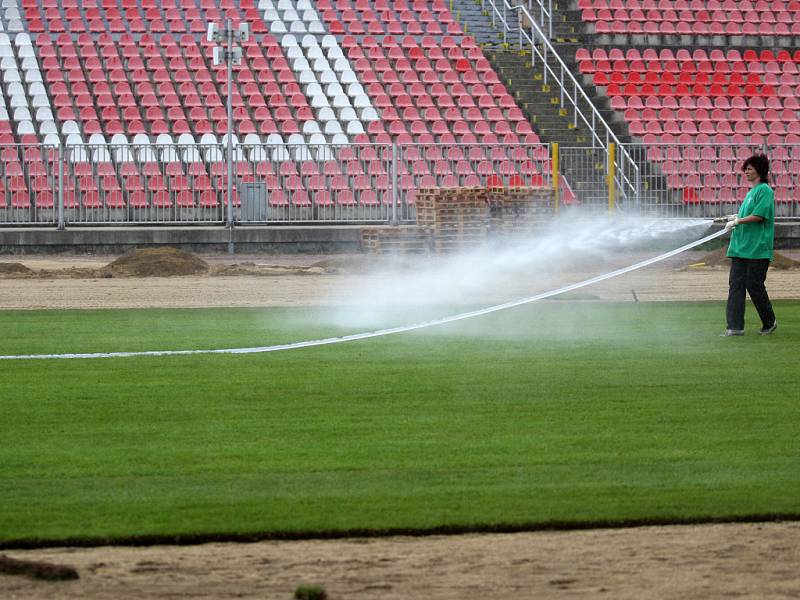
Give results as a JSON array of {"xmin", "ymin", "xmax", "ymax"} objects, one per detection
[{"xmin": 0, "ymin": 301, "xmax": 798, "ymax": 545}]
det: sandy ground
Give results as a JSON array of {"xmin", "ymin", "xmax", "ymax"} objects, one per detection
[
  {"xmin": 2, "ymin": 522, "xmax": 799, "ymax": 600},
  {"xmin": 1, "ymin": 248, "xmax": 799, "ymax": 599},
  {"xmin": 0, "ymin": 250, "xmax": 799, "ymax": 310}
]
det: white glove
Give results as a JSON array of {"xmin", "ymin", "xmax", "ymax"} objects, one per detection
[
  {"xmin": 725, "ymin": 214, "xmax": 738, "ymax": 222},
  {"xmin": 724, "ymin": 217, "xmax": 739, "ymax": 232}
]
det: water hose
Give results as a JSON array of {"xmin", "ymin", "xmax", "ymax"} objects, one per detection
[{"xmin": 0, "ymin": 227, "xmax": 727, "ymax": 361}]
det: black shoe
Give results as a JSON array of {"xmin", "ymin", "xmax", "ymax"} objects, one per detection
[
  {"xmin": 720, "ymin": 329, "xmax": 745, "ymax": 337},
  {"xmin": 759, "ymin": 321, "xmax": 777, "ymax": 335}
]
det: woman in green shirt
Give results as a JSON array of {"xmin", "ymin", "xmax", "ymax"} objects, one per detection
[{"xmin": 720, "ymin": 154, "xmax": 777, "ymax": 337}]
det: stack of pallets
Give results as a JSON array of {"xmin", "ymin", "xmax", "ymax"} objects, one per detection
[
  {"xmin": 360, "ymin": 227, "xmax": 432, "ymax": 254},
  {"xmin": 489, "ymin": 187, "xmax": 556, "ymax": 236},
  {"xmin": 362, "ymin": 187, "xmax": 557, "ymax": 255},
  {"xmin": 415, "ymin": 187, "xmax": 490, "ymax": 252}
]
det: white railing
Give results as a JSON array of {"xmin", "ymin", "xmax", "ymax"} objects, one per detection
[
  {"xmin": 482, "ymin": 0, "xmax": 640, "ymax": 202},
  {"xmin": 483, "ymin": 0, "xmax": 553, "ymax": 41}
]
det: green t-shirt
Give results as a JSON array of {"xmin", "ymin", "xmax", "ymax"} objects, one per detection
[{"xmin": 726, "ymin": 182, "xmax": 775, "ymax": 261}]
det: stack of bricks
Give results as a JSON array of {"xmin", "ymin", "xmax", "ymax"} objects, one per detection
[{"xmin": 415, "ymin": 187, "xmax": 491, "ymax": 252}]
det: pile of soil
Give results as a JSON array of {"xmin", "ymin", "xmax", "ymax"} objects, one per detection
[
  {"xmin": 210, "ymin": 263, "xmax": 326, "ymax": 276},
  {"xmin": 683, "ymin": 247, "xmax": 800, "ymax": 270},
  {"xmin": 767, "ymin": 251, "xmax": 799, "ymax": 269},
  {"xmin": 103, "ymin": 247, "xmax": 210, "ymax": 278},
  {"xmin": 0, "ymin": 262, "xmax": 34, "ymax": 277},
  {"xmin": 0, "ymin": 555, "xmax": 78, "ymax": 581},
  {"xmin": 0, "ymin": 251, "xmax": 336, "ymax": 280}
]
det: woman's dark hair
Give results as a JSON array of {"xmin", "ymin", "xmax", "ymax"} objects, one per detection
[{"xmin": 742, "ymin": 154, "xmax": 770, "ymax": 184}]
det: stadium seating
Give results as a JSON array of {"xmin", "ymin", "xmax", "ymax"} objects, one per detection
[
  {"xmin": 578, "ymin": 44, "xmax": 800, "ymax": 209},
  {"xmin": 580, "ymin": 0, "xmax": 800, "ymax": 38},
  {"xmin": 0, "ymin": 0, "xmax": 550, "ymax": 216}
]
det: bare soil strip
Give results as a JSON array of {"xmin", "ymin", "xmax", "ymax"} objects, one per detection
[{"xmin": 1, "ymin": 523, "xmax": 798, "ymax": 599}]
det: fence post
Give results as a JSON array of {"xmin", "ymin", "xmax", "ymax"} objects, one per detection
[
  {"xmin": 391, "ymin": 142, "xmax": 398, "ymax": 225},
  {"xmin": 633, "ymin": 145, "xmax": 642, "ymax": 204},
  {"xmin": 57, "ymin": 144, "xmax": 64, "ymax": 230},
  {"xmin": 552, "ymin": 142, "xmax": 559, "ymax": 215},
  {"xmin": 226, "ymin": 18, "xmax": 235, "ymax": 253},
  {"xmin": 607, "ymin": 142, "xmax": 616, "ymax": 214}
]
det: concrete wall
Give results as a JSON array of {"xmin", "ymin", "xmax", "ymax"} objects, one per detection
[
  {"xmin": 776, "ymin": 223, "xmax": 800, "ymax": 249},
  {"xmin": 0, "ymin": 226, "xmax": 364, "ymax": 255},
  {"xmin": 0, "ymin": 223, "xmax": 797, "ymax": 255}
]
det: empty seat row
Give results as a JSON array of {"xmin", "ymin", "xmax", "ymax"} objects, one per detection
[
  {"xmin": 583, "ymin": 8, "xmax": 798, "ymax": 25},
  {"xmin": 578, "ymin": 0, "xmax": 796, "ymax": 9},
  {"xmin": 579, "ymin": 47, "xmax": 800, "ymax": 63},
  {"xmin": 318, "ymin": 0, "xmax": 462, "ymax": 37},
  {"xmin": 609, "ymin": 93, "xmax": 800, "ymax": 111},
  {"xmin": 672, "ymin": 185, "xmax": 797, "ymax": 205},
  {"xmin": 645, "ymin": 144, "xmax": 800, "ymax": 162},
  {"xmin": 604, "ymin": 82, "xmax": 798, "ymax": 99},
  {"xmin": 658, "ymin": 158, "xmax": 800, "ymax": 176},
  {"xmin": 625, "ymin": 106, "xmax": 800, "ymax": 122}
]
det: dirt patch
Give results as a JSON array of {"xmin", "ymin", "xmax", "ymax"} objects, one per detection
[
  {"xmin": 211, "ymin": 263, "xmax": 327, "ymax": 276},
  {"xmin": 1, "ymin": 522, "xmax": 798, "ymax": 599},
  {"xmin": 682, "ymin": 247, "xmax": 800, "ymax": 270},
  {"xmin": 0, "ymin": 555, "xmax": 79, "ymax": 581},
  {"xmin": 0, "ymin": 262, "xmax": 34, "ymax": 276},
  {"xmin": 103, "ymin": 247, "xmax": 210, "ymax": 278},
  {"xmin": 0, "ymin": 250, "xmax": 344, "ymax": 280},
  {"xmin": 2, "ymin": 251, "xmax": 800, "ymax": 310}
]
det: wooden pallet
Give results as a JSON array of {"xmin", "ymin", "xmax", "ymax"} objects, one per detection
[
  {"xmin": 361, "ymin": 187, "xmax": 559, "ymax": 254},
  {"xmin": 361, "ymin": 227, "xmax": 432, "ymax": 254},
  {"xmin": 488, "ymin": 186, "xmax": 556, "ymax": 235},
  {"xmin": 415, "ymin": 188, "xmax": 490, "ymax": 236}
]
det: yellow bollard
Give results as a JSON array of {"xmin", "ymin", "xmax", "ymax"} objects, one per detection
[
  {"xmin": 552, "ymin": 142, "xmax": 560, "ymax": 215},
  {"xmin": 607, "ymin": 143, "xmax": 616, "ymax": 213}
]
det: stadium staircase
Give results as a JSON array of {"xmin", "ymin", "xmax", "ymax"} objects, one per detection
[
  {"xmin": 452, "ymin": 0, "xmax": 800, "ymax": 214},
  {"xmin": 451, "ymin": 0, "xmax": 626, "ymax": 204}
]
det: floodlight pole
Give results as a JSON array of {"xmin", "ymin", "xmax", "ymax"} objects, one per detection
[
  {"xmin": 226, "ymin": 17, "xmax": 234, "ymax": 254},
  {"xmin": 210, "ymin": 19, "xmax": 247, "ymax": 253}
]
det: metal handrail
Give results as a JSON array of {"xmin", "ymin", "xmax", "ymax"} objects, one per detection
[
  {"xmin": 482, "ymin": 0, "xmax": 639, "ymax": 202},
  {"xmin": 483, "ymin": 0, "xmax": 553, "ymax": 41}
]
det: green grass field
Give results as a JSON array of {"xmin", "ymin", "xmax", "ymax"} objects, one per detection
[{"xmin": 1, "ymin": 301, "xmax": 798, "ymax": 546}]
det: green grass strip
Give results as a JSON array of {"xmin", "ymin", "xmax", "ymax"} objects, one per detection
[{"xmin": 0, "ymin": 302, "xmax": 798, "ymax": 545}]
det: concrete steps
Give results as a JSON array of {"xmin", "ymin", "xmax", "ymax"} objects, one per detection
[
  {"xmin": 449, "ymin": 1, "xmax": 653, "ymax": 203},
  {"xmin": 485, "ymin": 49, "xmax": 610, "ymax": 201},
  {"xmin": 448, "ymin": 0, "xmax": 505, "ymax": 46}
]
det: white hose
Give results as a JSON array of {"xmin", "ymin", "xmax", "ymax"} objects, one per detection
[{"xmin": 0, "ymin": 228, "xmax": 726, "ymax": 361}]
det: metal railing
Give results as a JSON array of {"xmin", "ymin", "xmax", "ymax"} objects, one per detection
[
  {"xmin": 0, "ymin": 142, "xmax": 553, "ymax": 227},
  {"xmin": 481, "ymin": 0, "xmax": 640, "ymax": 203},
  {"xmin": 483, "ymin": 0, "xmax": 553, "ymax": 41},
  {"xmin": 1, "ymin": 142, "xmax": 796, "ymax": 228},
  {"xmin": 620, "ymin": 142, "xmax": 798, "ymax": 218}
]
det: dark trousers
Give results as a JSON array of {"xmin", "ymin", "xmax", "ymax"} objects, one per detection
[{"xmin": 726, "ymin": 257, "xmax": 775, "ymax": 330}]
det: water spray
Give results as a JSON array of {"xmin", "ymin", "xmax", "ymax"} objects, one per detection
[{"xmin": 0, "ymin": 224, "xmax": 727, "ymax": 361}]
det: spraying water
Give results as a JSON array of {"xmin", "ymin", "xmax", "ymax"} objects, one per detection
[
  {"xmin": 328, "ymin": 216, "xmax": 714, "ymax": 328},
  {"xmin": 0, "ymin": 218, "xmax": 722, "ymax": 361}
]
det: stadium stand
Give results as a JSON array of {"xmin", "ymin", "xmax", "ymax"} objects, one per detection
[
  {"xmin": 556, "ymin": 0, "xmax": 800, "ymax": 213},
  {"xmin": 0, "ymin": 0, "xmax": 555, "ymax": 222},
  {"xmin": 2, "ymin": 0, "xmax": 795, "ymax": 223},
  {"xmin": 580, "ymin": 0, "xmax": 800, "ymax": 39}
]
